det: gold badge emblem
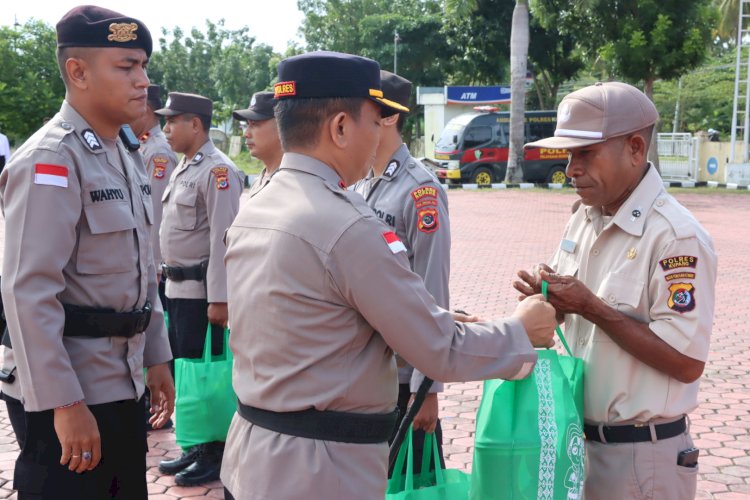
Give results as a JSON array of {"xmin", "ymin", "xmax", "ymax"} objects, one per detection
[
  {"xmin": 108, "ymin": 23, "xmax": 138, "ymax": 43},
  {"xmin": 627, "ymin": 248, "xmax": 637, "ymax": 260}
]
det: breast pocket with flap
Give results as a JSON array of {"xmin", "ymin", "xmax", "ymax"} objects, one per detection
[
  {"xmin": 172, "ymin": 186, "xmax": 198, "ymax": 230},
  {"xmin": 77, "ymin": 201, "xmax": 137, "ymax": 274}
]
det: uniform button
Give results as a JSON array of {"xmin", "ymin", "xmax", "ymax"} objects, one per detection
[
  {"xmin": 592, "ymin": 248, "xmax": 600, "ymax": 256},
  {"xmin": 608, "ymin": 294, "xmax": 616, "ymax": 303},
  {"xmin": 61, "ymin": 122, "xmax": 72, "ymax": 130},
  {"xmin": 656, "ymin": 199, "xmax": 665, "ymax": 207}
]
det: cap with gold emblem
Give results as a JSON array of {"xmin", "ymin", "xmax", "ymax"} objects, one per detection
[
  {"xmin": 56, "ymin": 5, "xmax": 153, "ymax": 57},
  {"xmin": 274, "ymin": 51, "xmax": 409, "ymax": 113},
  {"xmin": 154, "ymin": 92, "xmax": 213, "ymax": 119}
]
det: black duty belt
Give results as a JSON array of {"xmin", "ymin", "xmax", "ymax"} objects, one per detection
[
  {"xmin": 62, "ymin": 301, "xmax": 151, "ymax": 338},
  {"xmin": 161, "ymin": 261, "xmax": 208, "ymax": 282},
  {"xmin": 237, "ymin": 402, "xmax": 399, "ymax": 444},
  {"xmin": 584, "ymin": 416, "xmax": 687, "ymax": 443}
]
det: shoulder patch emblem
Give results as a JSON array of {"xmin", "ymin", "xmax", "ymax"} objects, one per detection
[
  {"xmin": 384, "ymin": 160, "xmax": 399, "ymax": 178},
  {"xmin": 211, "ymin": 166, "xmax": 229, "ymax": 190},
  {"xmin": 667, "ymin": 283, "xmax": 696, "ymax": 313},
  {"xmin": 411, "ymin": 186, "xmax": 437, "ymax": 202},
  {"xmin": 34, "ymin": 164, "xmax": 68, "ymax": 188},
  {"xmin": 382, "ymin": 231, "xmax": 406, "ymax": 254},
  {"xmin": 81, "ymin": 129, "xmax": 102, "ymax": 151},
  {"xmin": 660, "ymin": 255, "xmax": 697, "ymax": 271},
  {"xmin": 665, "ymin": 272, "xmax": 695, "ymax": 282},
  {"xmin": 417, "ymin": 207, "xmax": 439, "ymax": 233},
  {"xmin": 153, "ymin": 165, "xmax": 166, "ymax": 179}
]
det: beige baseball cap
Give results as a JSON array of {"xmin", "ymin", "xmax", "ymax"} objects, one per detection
[{"xmin": 525, "ymin": 82, "xmax": 658, "ymax": 150}]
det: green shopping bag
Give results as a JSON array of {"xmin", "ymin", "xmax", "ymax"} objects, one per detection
[
  {"xmin": 470, "ymin": 282, "xmax": 585, "ymax": 500},
  {"xmin": 387, "ymin": 426, "xmax": 471, "ymax": 500},
  {"xmin": 174, "ymin": 326, "xmax": 236, "ymax": 449}
]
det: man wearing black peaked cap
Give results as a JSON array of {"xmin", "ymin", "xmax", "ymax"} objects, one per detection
[
  {"xmin": 233, "ymin": 91, "xmax": 282, "ymax": 195},
  {"xmin": 220, "ymin": 51, "xmax": 557, "ymax": 499},
  {"xmin": 0, "ymin": 5, "xmax": 174, "ymax": 499}
]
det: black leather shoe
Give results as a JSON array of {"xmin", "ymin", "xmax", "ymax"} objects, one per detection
[
  {"xmin": 159, "ymin": 445, "xmax": 200, "ymax": 475},
  {"xmin": 175, "ymin": 442, "xmax": 224, "ymax": 486}
]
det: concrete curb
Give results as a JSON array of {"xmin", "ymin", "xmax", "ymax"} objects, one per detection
[{"xmin": 441, "ymin": 181, "xmax": 750, "ymax": 190}]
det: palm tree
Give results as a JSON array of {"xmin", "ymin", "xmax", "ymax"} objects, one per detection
[
  {"xmin": 718, "ymin": 0, "xmax": 739, "ymax": 40},
  {"xmin": 505, "ymin": 0, "xmax": 529, "ymax": 183}
]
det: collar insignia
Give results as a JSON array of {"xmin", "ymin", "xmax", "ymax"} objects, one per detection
[
  {"xmin": 384, "ymin": 160, "xmax": 399, "ymax": 178},
  {"xmin": 81, "ymin": 129, "xmax": 102, "ymax": 151}
]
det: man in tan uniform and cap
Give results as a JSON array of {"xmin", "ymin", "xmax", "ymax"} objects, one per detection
[
  {"xmin": 516, "ymin": 82, "xmax": 717, "ymax": 500},
  {"xmin": 221, "ymin": 50, "xmax": 558, "ymax": 500},
  {"xmin": 233, "ymin": 90, "xmax": 281, "ymax": 196},
  {"xmin": 155, "ymin": 91, "xmax": 244, "ymax": 486},
  {"xmin": 0, "ymin": 5, "xmax": 174, "ymax": 498}
]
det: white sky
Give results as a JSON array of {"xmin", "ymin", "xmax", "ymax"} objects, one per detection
[{"xmin": 0, "ymin": 0, "xmax": 305, "ymax": 53}]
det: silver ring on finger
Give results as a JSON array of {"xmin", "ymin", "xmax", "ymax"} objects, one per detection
[{"xmin": 82, "ymin": 451, "xmax": 92, "ymax": 461}]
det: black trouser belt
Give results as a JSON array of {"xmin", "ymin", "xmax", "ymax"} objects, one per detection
[
  {"xmin": 62, "ymin": 301, "xmax": 152, "ymax": 338},
  {"xmin": 584, "ymin": 416, "xmax": 687, "ymax": 443},
  {"xmin": 161, "ymin": 262, "xmax": 207, "ymax": 282},
  {"xmin": 237, "ymin": 402, "xmax": 399, "ymax": 444}
]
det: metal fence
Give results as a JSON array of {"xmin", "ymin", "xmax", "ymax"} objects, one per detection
[{"xmin": 657, "ymin": 133, "xmax": 699, "ymax": 181}]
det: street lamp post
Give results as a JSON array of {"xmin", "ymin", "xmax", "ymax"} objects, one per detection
[{"xmin": 394, "ymin": 30, "xmax": 401, "ymax": 74}]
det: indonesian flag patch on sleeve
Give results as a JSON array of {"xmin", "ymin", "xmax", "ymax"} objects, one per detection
[
  {"xmin": 382, "ymin": 231, "xmax": 406, "ymax": 254},
  {"xmin": 34, "ymin": 164, "xmax": 68, "ymax": 188}
]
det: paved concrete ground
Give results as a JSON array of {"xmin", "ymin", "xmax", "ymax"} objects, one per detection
[{"xmin": 0, "ymin": 188, "xmax": 747, "ymax": 498}]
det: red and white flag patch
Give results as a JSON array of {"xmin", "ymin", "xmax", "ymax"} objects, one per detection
[
  {"xmin": 382, "ymin": 231, "xmax": 406, "ymax": 254},
  {"xmin": 34, "ymin": 164, "xmax": 68, "ymax": 188}
]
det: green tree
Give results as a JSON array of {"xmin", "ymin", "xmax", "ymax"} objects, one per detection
[
  {"xmin": 0, "ymin": 20, "xmax": 65, "ymax": 145},
  {"xmin": 653, "ymin": 53, "xmax": 735, "ymax": 135},
  {"xmin": 299, "ymin": 0, "xmax": 456, "ymax": 142},
  {"xmin": 535, "ymin": 0, "xmax": 717, "ymax": 167},
  {"xmin": 148, "ymin": 20, "xmax": 279, "ymax": 125},
  {"xmin": 534, "ymin": 0, "xmax": 716, "ymax": 99}
]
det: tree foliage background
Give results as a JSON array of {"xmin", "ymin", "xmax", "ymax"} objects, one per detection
[
  {"xmin": 0, "ymin": 21, "xmax": 65, "ymax": 145},
  {"xmin": 0, "ymin": 0, "xmax": 739, "ymax": 147}
]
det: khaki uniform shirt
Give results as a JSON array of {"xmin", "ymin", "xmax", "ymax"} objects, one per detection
[
  {"xmin": 247, "ymin": 168, "xmax": 273, "ymax": 197},
  {"xmin": 139, "ymin": 124, "xmax": 177, "ymax": 268},
  {"xmin": 221, "ymin": 153, "xmax": 537, "ymax": 500},
  {"xmin": 160, "ymin": 141, "xmax": 244, "ymax": 302},
  {"xmin": 353, "ymin": 144, "xmax": 450, "ymax": 393},
  {"xmin": 550, "ymin": 165, "xmax": 717, "ymax": 424},
  {"xmin": 0, "ymin": 101, "xmax": 172, "ymax": 412}
]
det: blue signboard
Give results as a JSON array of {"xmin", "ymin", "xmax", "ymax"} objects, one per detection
[
  {"xmin": 446, "ymin": 86, "xmax": 511, "ymax": 104},
  {"xmin": 707, "ymin": 156, "xmax": 718, "ymax": 175}
]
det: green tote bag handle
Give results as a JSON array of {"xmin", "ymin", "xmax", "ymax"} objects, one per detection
[{"xmin": 541, "ymin": 280, "xmax": 573, "ymax": 357}]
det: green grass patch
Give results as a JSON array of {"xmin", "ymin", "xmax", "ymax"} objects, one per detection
[{"xmin": 231, "ymin": 150, "xmax": 265, "ymax": 175}]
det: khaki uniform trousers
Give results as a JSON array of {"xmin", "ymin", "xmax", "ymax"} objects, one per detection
[{"xmin": 585, "ymin": 428, "xmax": 698, "ymax": 500}]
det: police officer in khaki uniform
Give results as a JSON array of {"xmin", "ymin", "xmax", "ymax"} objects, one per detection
[
  {"xmin": 233, "ymin": 91, "xmax": 281, "ymax": 196},
  {"xmin": 0, "ymin": 6, "xmax": 175, "ymax": 498},
  {"xmin": 130, "ymin": 84, "xmax": 178, "ymax": 284},
  {"xmin": 516, "ymin": 82, "xmax": 717, "ymax": 500},
  {"xmin": 220, "ymin": 50, "xmax": 558, "ymax": 500},
  {"xmin": 155, "ymin": 92, "xmax": 244, "ymax": 486},
  {"xmin": 353, "ymin": 70, "xmax": 450, "ymax": 474}
]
